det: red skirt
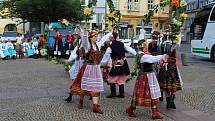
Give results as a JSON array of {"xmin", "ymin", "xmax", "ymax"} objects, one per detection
[
  {"xmin": 131, "ymin": 74, "xmax": 159, "ymax": 107},
  {"xmin": 70, "ymin": 64, "xmax": 100, "ymax": 97}
]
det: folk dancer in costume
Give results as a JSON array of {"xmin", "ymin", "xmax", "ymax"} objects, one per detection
[
  {"xmin": 70, "ymin": 30, "xmax": 112, "ymax": 114},
  {"xmin": 65, "ymin": 31, "xmax": 73, "ymax": 57},
  {"xmin": 32, "ymin": 38, "xmax": 39, "ymax": 59},
  {"xmin": 23, "ymin": 39, "xmax": 34, "ymax": 57},
  {"xmin": 126, "ymin": 39, "xmax": 169, "ymax": 119},
  {"xmin": 101, "ymin": 32, "xmax": 136, "ymax": 98},
  {"xmin": 158, "ymin": 41, "xmax": 182, "ymax": 109},
  {"xmin": 53, "ymin": 30, "xmax": 63, "ymax": 58},
  {"xmin": 148, "ymin": 31, "xmax": 164, "ymax": 101},
  {"xmin": 65, "ymin": 35, "xmax": 84, "ymax": 103},
  {"xmin": 6, "ymin": 39, "xmax": 16, "ymax": 59},
  {"xmin": 0, "ymin": 41, "xmax": 10, "ymax": 60}
]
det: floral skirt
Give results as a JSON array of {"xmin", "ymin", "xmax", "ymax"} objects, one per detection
[
  {"xmin": 131, "ymin": 74, "xmax": 159, "ymax": 107},
  {"xmin": 158, "ymin": 63, "xmax": 182, "ymax": 93},
  {"xmin": 70, "ymin": 64, "xmax": 100, "ymax": 97}
]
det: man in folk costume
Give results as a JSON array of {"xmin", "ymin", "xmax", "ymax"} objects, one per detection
[
  {"xmin": 6, "ymin": 39, "xmax": 16, "ymax": 59},
  {"xmin": 65, "ymin": 31, "xmax": 73, "ymax": 57},
  {"xmin": 126, "ymin": 39, "xmax": 169, "ymax": 119},
  {"xmin": 32, "ymin": 38, "xmax": 39, "ymax": 59},
  {"xmin": 70, "ymin": 29, "xmax": 112, "ymax": 114},
  {"xmin": 158, "ymin": 41, "xmax": 182, "ymax": 109},
  {"xmin": 53, "ymin": 30, "xmax": 63, "ymax": 58},
  {"xmin": 64, "ymin": 33, "xmax": 84, "ymax": 103},
  {"xmin": 101, "ymin": 32, "xmax": 136, "ymax": 98}
]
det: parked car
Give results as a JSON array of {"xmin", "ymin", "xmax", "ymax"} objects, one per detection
[{"xmin": 1, "ymin": 31, "xmax": 23, "ymax": 43}]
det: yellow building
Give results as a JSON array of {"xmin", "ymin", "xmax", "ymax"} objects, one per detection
[
  {"xmin": 115, "ymin": 0, "xmax": 169, "ymax": 40},
  {"xmin": 0, "ymin": 18, "xmax": 24, "ymax": 34}
]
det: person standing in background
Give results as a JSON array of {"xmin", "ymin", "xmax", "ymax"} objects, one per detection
[{"xmin": 53, "ymin": 30, "xmax": 63, "ymax": 58}]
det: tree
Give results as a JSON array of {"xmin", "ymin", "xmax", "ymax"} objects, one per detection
[{"xmin": 0, "ymin": 0, "xmax": 84, "ymax": 23}]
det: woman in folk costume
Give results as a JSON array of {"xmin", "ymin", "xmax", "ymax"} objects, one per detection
[
  {"xmin": 70, "ymin": 30, "xmax": 112, "ymax": 114},
  {"xmin": 126, "ymin": 39, "xmax": 169, "ymax": 119},
  {"xmin": 158, "ymin": 41, "xmax": 182, "ymax": 109},
  {"xmin": 101, "ymin": 32, "xmax": 136, "ymax": 98},
  {"xmin": 64, "ymin": 35, "xmax": 84, "ymax": 103},
  {"xmin": 65, "ymin": 31, "xmax": 73, "ymax": 57},
  {"xmin": 32, "ymin": 38, "xmax": 39, "ymax": 59},
  {"xmin": 0, "ymin": 41, "xmax": 10, "ymax": 60},
  {"xmin": 53, "ymin": 30, "xmax": 63, "ymax": 58},
  {"xmin": 6, "ymin": 39, "xmax": 16, "ymax": 59}
]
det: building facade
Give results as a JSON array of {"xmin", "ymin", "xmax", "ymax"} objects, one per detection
[{"xmin": 115, "ymin": 0, "xmax": 169, "ymax": 40}]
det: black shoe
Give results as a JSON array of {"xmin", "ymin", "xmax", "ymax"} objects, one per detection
[
  {"xmin": 106, "ymin": 94, "xmax": 117, "ymax": 98},
  {"xmin": 166, "ymin": 97, "xmax": 171, "ymax": 109},
  {"xmin": 118, "ymin": 85, "xmax": 124, "ymax": 98},
  {"xmin": 65, "ymin": 93, "xmax": 73, "ymax": 103},
  {"xmin": 107, "ymin": 84, "xmax": 116, "ymax": 98},
  {"xmin": 117, "ymin": 94, "xmax": 125, "ymax": 98},
  {"xmin": 159, "ymin": 91, "xmax": 163, "ymax": 102},
  {"xmin": 170, "ymin": 94, "xmax": 176, "ymax": 109}
]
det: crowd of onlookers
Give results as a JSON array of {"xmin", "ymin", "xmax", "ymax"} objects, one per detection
[{"xmin": 0, "ymin": 35, "xmax": 46, "ymax": 60}]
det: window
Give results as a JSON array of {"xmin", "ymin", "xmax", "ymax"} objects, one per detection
[
  {"xmin": 191, "ymin": 7, "xmax": 211, "ymax": 40},
  {"xmin": 133, "ymin": 0, "xmax": 139, "ymax": 11},
  {"xmin": 210, "ymin": 7, "xmax": 215, "ymax": 21},
  {"xmin": 119, "ymin": 27, "xmax": 128, "ymax": 39},
  {"xmin": 148, "ymin": 0, "xmax": 153, "ymax": 10},
  {"xmin": 127, "ymin": 0, "xmax": 132, "ymax": 11}
]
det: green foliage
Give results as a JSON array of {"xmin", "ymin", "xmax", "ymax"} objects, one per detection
[
  {"xmin": 0, "ymin": 0, "xmax": 84, "ymax": 23},
  {"xmin": 87, "ymin": 0, "xmax": 97, "ymax": 8}
]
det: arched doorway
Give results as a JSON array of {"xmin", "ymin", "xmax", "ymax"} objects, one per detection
[{"xmin": 4, "ymin": 24, "xmax": 17, "ymax": 31}]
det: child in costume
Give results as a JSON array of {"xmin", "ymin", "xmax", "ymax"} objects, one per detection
[
  {"xmin": 0, "ymin": 41, "xmax": 10, "ymax": 60},
  {"xmin": 126, "ymin": 39, "xmax": 168, "ymax": 119},
  {"xmin": 6, "ymin": 39, "xmax": 16, "ymax": 59},
  {"xmin": 32, "ymin": 38, "xmax": 39, "ymax": 59}
]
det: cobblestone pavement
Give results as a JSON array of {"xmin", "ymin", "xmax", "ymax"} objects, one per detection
[
  {"xmin": 0, "ymin": 59, "xmax": 173, "ymax": 121},
  {"xmin": 0, "ymin": 47, "xmax": 215, "ymax": 121}
]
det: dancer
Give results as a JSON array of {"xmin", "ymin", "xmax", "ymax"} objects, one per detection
[
  {"xmin": 65, "ymin": 34, "xmax": 83, "ymax": 103},
  {"xmin": 126, "ymin": 39, "xmax": 168, "ymax": 119},
  {"xmin": 101, "ymin": 32, "xmax": 136, "ymax": 98},
  {"xmin": 158, "ymin": 41, "xmax": 182, "ymax": 109},
  {"xmin": 70, "ymin": 29, "xmax": 112, "ymax": 114}
]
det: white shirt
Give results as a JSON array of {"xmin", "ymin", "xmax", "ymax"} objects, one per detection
[
  {"xmin": 138, "ymin": 29, "xmax": 145, "ymax": 40},
  {"xmin": 140, "ymin": 54, "xmax": 166, "ymax": 63},
  {"xmin": 32, "ymin": 41, "xmax": 39, "ymax": 49},
  {"xmin": 6, "ymin": 42, "xmax": 14, "ymax": 50},
  {"xmin": 101, "ymin": 44, "xmax": 137, "ymax": 66}
]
